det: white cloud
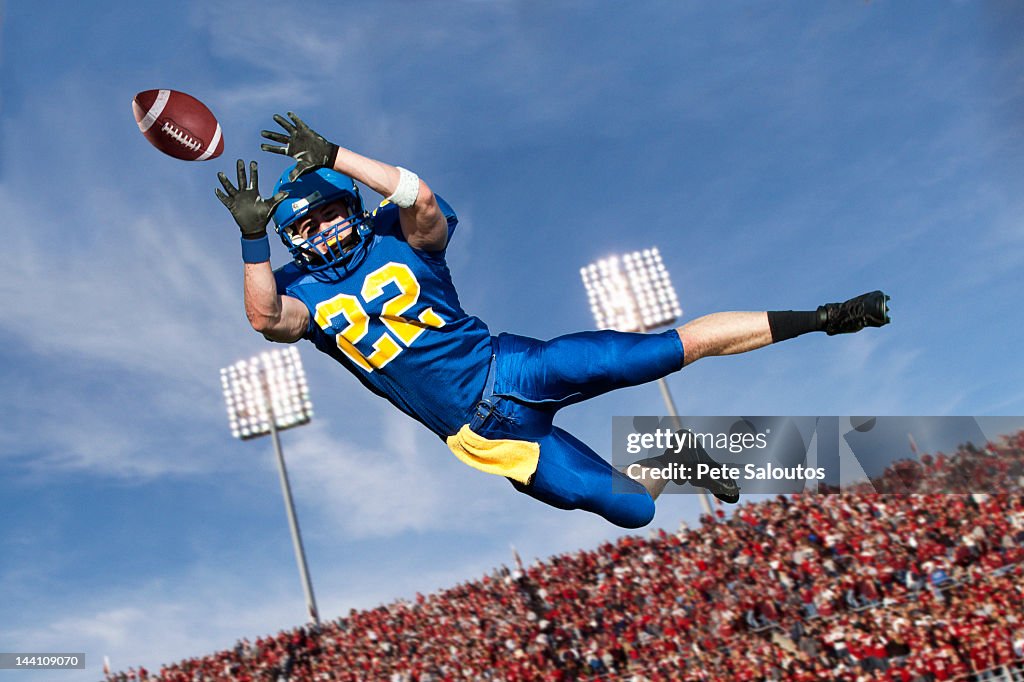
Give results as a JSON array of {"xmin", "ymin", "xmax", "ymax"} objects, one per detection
[
  {"xmin": 0, "ymin": 175, "xmax": 257, "ymax": 478},
  {"xmin": 2, "ymin": 573, "xmax": 330, "ymax": 682},
  {"xmin": 282, "ymin": 409, "xmax": 546, "ymax": 539}
]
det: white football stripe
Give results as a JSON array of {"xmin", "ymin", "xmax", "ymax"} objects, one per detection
[
  {"xmin": 196, "ymin": 122, "xmax": 222, "ymax": 161},
  {"xmin": 137, "ymin": 89, "xmax": 170, "ymax": 133}
]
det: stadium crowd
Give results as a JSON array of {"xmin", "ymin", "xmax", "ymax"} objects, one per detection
[{"xmin": 106, "ymin": 432, "xmax": 1024, "ymax": 682}]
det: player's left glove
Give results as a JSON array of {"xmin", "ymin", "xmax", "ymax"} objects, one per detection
[
  {"xmin": 215, "ymin": 159, "xmax": 287, "ymax": 239},
  {"xmin": 260, "ymin": 112, "xmax": 339, "ymax": 183}
]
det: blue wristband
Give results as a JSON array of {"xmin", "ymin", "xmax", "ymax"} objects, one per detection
[{"xmin": 241, "ymin": 234, "xmax": 271, "ymax": 263}]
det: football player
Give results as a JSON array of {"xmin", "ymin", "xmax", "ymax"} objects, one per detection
[{"xmin": 215, "ymin": 113, "xmax": 891, "ymax": 528}]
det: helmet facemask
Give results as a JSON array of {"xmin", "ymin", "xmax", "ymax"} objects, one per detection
[{"xmin": 282, "ymin": 195, "xmax": 370, "ymax": 271}]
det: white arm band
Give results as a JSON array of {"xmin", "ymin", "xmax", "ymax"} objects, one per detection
[{"xmin": 386, "ymin": 167, "xmax": 420, "ymax": 208}]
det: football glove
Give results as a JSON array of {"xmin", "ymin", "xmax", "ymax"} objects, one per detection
[
  {"xmin": 215, "ymin": 159, "xmax": 287, "ymax": 239},
  {"xmin": 260, "ymin": 112, "xmax": 339, "ymax": 183}
]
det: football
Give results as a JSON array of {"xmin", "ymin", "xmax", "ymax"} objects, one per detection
[{"xmin": 132, "ymin": 89, "xmax": 224, "ymax": 161}]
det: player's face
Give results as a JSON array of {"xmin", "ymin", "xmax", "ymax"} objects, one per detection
[{"xmin": 289, "ymin": 199, "xmax": 355, "ymax": 254}]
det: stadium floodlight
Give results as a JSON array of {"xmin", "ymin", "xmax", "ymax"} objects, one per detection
[
  {"xmin": 222, "ymin": 347, "xmax": 313, "ymax": 439},
  {"xmin": 580, "ymin": 248, "xmax": 712, "ymax": 516},
  {"xmin": 220, "ymin": 347, "xmax": 320, "ymax": 625},
  {"xmin": 580, "ymin": 248, "xmax": 682, "ymax": 333}
]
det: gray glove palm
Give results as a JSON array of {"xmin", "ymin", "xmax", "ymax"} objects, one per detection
[
  {"xmin": 215, "ymin": 159, "xmax": 287, "ymax": 239},
  {"xmin": 260, "ymin": 112, "xmax": 339, "ymax": 183}
]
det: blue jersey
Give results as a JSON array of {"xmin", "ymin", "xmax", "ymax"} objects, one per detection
[{"xmin": 274, "ymin": 197, "xmax": 493, "ymax": 438}]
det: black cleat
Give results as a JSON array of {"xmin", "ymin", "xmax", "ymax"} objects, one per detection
[
  {"xmin": 818, "ymin": 290, "xmax": 891, "ymax": 336},
  {"xmin": 633, "ymin": 429, "xmax": 741, "ymax": 504}
]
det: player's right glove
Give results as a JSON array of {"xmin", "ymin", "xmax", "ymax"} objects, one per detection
[
  {"xmin": 215, "ymin": 159, "xmax": 287, "ymax": 239},
  {"xmin": 260, "ymin": 112, "xmax": 339, "ymax": 183}
]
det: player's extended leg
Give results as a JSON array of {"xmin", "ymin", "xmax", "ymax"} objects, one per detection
[
  {"xmin": 511, "ymin": 426, "xmax": 657, "ymax": 529},
  {"xmin": 491, "ymin": 291, "xmax": 891, "ymax": 406},
  {"xmin": 490, "ymin": 329, "xmax": 687, "ymax": 407},
  {"xmin": 479, "ymin": 291, "xmax": 890, "ymax": 521},
  {"xmin": 634, "ymin": 291, "xmax": 890, "ymax": 503},
  {"xmin": 679, "ymin": 291, "xmax": 891, "ymax": 365},
  {"xmin": 676, "ymin": 311, "xmax": 772, "ymax": 365}
]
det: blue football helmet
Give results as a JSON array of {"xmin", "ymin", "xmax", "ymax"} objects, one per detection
[{"xmin": 272, "ymin": 165, "xmax": 373, "ymax": 273}]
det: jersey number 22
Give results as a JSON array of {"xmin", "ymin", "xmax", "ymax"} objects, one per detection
[{"xmin": 312, "ymin": 262, "xmax": 445, "ymax": 371}]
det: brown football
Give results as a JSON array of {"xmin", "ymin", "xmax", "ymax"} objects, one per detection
[{"xmin": 132, "ymin": 89, "xmax": 224, "ymax": 161}]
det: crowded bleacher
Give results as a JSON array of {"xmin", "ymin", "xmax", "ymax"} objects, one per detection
[{"xmin": 107, "ymin": 432, "xmax": 1024, "ymax": 682}]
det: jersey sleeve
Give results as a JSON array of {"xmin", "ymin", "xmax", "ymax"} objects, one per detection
[
  {"xmin": 369, "ymin": 194, "xmax": 459, "ymax": 244},
  {"xmin": 272, "ymin": 262, "xmax": 319, "ymax": 339},
  {"xmin": 435, "ymin": 193, "xmax": 459, "ymax": 242},
  {"xmin": 273, "ymin": 262, "xmax": 306, "ymax": 294}
]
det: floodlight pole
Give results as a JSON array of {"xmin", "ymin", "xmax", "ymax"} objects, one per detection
[
  {"xmin": 222, "ymin": 348, "xmax": 320, "ymax": 627},
  {"xmin": 263, "ymin": 379, "xmax": 320, "ymax": 626},
  {"xmin": 656, "ymin": 379, "xmax": 680, "ymax": 421},
  {"xmin": 626, "ymin": 290, "xmax": 714, "ymax": 518}
]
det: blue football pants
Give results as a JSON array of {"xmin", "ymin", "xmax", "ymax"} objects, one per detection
[{"xmin": 468, "ymin": 329, "xmax": 685, "ymax": 528}]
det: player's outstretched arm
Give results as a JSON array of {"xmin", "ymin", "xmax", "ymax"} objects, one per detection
[
  {"xmin": 261, "ymin": 112, "xmax": 449, "ymax": 252},
  {"xmin": 242, "ymin": 262, "xmax": 309, "ymax": 343},
  {"xmin": 215, "ymin": 159, "xmax": 310, "ymax": 343}
]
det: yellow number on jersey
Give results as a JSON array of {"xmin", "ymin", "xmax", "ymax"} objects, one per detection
[
  {"xmin": 313, "ymin": 262, "xmax": 446, "ymax": 371},
  {"xmin": 363, "ymin": 263, "xmax": 445, "ymax": 347}
]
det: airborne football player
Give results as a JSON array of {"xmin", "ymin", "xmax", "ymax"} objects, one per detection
[{"xmin": 215, "ymin": 113, "xmax": 891, "ymax": 528}]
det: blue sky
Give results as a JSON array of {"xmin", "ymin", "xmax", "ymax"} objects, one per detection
[{"xmin": 1, "ymin": 1, "xmax": 1023, "ymax": 678}]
